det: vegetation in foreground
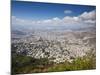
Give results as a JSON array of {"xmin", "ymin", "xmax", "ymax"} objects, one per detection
[{"xmin": 12, "ymin": 50, "xmax": 96, "ymax": 74}]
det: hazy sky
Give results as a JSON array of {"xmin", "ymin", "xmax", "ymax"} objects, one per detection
[{"xmin": 11, "ymin": 1, "xmax": 96, "ymax": 30}]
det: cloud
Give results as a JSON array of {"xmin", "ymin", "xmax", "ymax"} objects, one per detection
[
  {"xmin": 79, "ymin": 10, "xmax": 96, "ymax": 25},
  {"xmin": 79, "ymin": 10, "xmax": 96, "ymax": 20},
  {"xmin": 62, "ymin": 16, "xmax": 79, "ymax": 24},
  {"xmin": 62, "ymin": 10, "xmax": 96, "ymax": 25},
  {"xmin": 12, "ymin": 10, "xmax": 96, "ymax": 28},
  {"xmin": 64, "ymin": 10, "xmax": 72, "ymax": 14},
  {"xmin": 11, "ymin": 16, "xmax": 33, "ymax": 26}
]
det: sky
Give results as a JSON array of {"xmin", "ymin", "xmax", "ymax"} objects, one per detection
[{"xmin": 11, "ymin": 1, "xmax": 96, "ymax": 30}]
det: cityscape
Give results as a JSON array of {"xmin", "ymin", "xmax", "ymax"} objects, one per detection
[{"xmin": 11, "ymin": 1, "xmax": 96, "ymax": 74}]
